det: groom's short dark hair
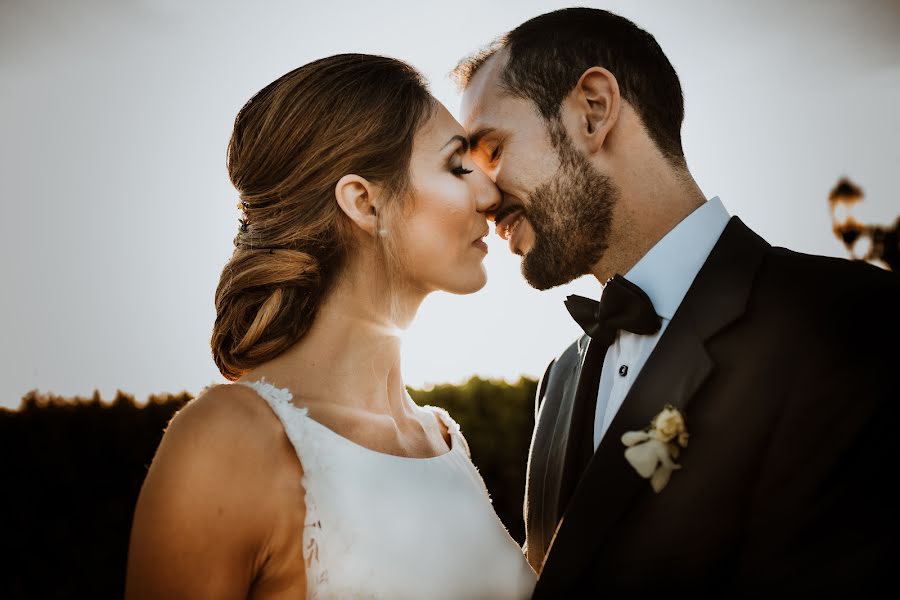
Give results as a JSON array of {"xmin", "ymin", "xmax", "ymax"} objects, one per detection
[{"xmin": 454, "ymin": 7, "xmax": 686, "ymax": 169}]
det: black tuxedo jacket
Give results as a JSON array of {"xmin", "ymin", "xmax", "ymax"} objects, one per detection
[{"xmin": 525, "ymin": 217, "xmax": 899, "ymax": 598}]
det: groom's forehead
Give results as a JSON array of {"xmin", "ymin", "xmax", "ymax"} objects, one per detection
[{"xmin": 460, "ymin": 51, "xmax": 507, "ymax": 132}]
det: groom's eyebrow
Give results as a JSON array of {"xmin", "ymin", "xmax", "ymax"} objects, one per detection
[
  {"xmin": 442, "ymin": 135, "xmax": 469, "ymax": 152},
  {"xmin": 467, "ymin": 127, "xmax": 496, "ymax": 150}
]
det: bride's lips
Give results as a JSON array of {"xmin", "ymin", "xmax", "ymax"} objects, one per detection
[{"xmin": 471, "ymin": 228, "xmax": 489, "ymax": 253}]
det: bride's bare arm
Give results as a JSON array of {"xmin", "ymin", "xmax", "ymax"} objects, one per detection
[{"xmin": 125, "ymin": 385, "xmax": 307, "ymax": 599}]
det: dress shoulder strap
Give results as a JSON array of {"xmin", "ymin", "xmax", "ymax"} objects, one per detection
[
  {"xmin": 235, "ymin": 377, "xmax": 323, "ymax": 464},
  {"xmin": 237, "ymin": 376, "xmax": 301, "ymax": 410},
  {"xmin": 234, "ymin": 377, "xmax": 329, "ymax": 593},
  {"xmin": 423, "ymin": 405, "xmax": 471, "ymax": 458}
]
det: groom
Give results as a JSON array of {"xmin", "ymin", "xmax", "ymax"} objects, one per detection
[{"xmin": 455, "ymin": 8, "xmax": 898, "ymax": 598}]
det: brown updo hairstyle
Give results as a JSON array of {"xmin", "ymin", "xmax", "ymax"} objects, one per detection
[{"xmin": 211, "ymin": 54, "xmax": 435, "ymax": 381}]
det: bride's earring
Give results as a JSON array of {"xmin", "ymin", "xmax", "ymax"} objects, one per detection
[{"xmin": 375, "ymin": 208, "xmax": 388, "ymax": 237}]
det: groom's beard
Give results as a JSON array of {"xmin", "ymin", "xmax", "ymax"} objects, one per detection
[{"xmin": 520, "ymin": 123, "xmax": 619, "ymax": 290}]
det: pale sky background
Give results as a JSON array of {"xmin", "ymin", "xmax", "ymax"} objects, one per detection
[{"xmin": 1, "ymin": 0, "xmax": 898, "ymax": 409}]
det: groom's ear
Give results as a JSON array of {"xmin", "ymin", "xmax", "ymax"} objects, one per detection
[
  {"xmin": 334, "ymin": 174, "xmax": 382, "ymax": 238},
  {"xmin": 565, "ymin": 66, "xmax": 620, "ymax": 155}
]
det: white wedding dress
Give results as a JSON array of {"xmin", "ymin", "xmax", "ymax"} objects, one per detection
[{"xmin": 237, "ymin": 377, "xmax": 537, "ymax": 600}]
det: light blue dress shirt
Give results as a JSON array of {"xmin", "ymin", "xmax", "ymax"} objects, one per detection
[{"xmin": 593, "ymin": 197, "xmax": 732, "ymax": 449}]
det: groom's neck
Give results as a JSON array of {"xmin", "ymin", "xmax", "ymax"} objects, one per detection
[{"xmin": 589, "ymin": 163, "xmax": 706, "ymax": 284}]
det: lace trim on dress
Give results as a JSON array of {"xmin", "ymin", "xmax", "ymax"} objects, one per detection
[
  {"xmin": 236, "ymin": 377, "xmax": 329, "ymax": 599},
  {"xmin": 423, "ymin": 405, "xmax": 494, "ymax": 504}
]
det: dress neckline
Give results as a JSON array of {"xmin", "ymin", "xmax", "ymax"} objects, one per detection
[{"xmin": 239, "ymin": 377, "xmax": 458, "ymax": 462}]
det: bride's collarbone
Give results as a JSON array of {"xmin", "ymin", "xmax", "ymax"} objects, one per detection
[{"xmin": 303, "ymin": 402, "xmax": 450, "ymax": 458}]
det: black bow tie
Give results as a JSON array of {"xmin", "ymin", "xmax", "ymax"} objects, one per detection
[{"xmin": 564, "ymin": 275, "xmax": 662, "ymax": 346}]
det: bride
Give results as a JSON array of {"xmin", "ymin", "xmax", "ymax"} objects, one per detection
[{"xmin": 125, "ymin": 54, "xmax": 537, "ymax": 599}]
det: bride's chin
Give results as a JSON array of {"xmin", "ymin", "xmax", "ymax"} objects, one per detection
[{"xmin": 446, "ymin": 266, "xmax": 488, "ymax": 295}]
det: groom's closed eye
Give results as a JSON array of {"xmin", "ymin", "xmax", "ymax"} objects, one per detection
[
  {"xmin": 467, "ymin": 128, "xmax": 496, "ymax": 155},
  {"xmin": 468, "ymin": 129, "xmax": 504, "ymax": 173},
  {"xmin": 477, "ymin": 141, "xmax": 501, "ymax": 164}
]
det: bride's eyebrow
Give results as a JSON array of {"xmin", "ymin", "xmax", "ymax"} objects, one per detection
[{"xmin": 441, "ymin": 135, "xmax": 469, "ymax": 153}]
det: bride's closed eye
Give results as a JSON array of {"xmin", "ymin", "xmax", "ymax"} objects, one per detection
[
  {"xmin": 449, "ymin": 147, "xmax": 473, "ymax": 176},
  {"xmin": 441, "ymin": 134, "xmax": 473, "ymax": 177}
]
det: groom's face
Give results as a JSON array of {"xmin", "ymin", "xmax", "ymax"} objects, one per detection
[{"xmin": 461, "ymin": 52, "xmax": 619, "ymax": 290}]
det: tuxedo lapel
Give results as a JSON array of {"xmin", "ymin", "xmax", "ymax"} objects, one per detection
[
  {"xmin": 553, "ymin": 337, "xmax": 606, "ymax": 523},
  {"xmin": 532, "ymin": 335, "xmax": 590, "ymax": 557},
  {"xmin": 533, "ymin": 217, "xmax": 770, "ymax": 594}
]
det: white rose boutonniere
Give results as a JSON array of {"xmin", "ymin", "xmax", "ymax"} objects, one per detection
[{"xmin": 621, "ymin": 405, "xmax": 689, "ymax": 493}]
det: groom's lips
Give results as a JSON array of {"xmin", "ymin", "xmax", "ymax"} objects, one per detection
[{"xmin": 495, "ymin": 207, "xmax": 526, "ymax": 241}]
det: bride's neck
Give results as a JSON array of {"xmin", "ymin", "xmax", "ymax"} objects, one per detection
[{"xmin": 261, "ymin": 263, "xmax": 426, "ymax": 417}]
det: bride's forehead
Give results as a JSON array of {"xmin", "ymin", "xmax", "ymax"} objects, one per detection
[{"xmin": 414, "ymin": 104, "xmax": 467, "ymax": 147}]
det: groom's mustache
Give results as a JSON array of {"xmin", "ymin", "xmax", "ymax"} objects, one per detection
[{"xmin": 491, "ymin": 202, "xmax": 526, "ymax": 226}]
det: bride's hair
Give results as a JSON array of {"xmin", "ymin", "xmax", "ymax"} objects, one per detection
[{"xmin": 211, "ymin": 54, "xmax": 435, "ymax": 381}]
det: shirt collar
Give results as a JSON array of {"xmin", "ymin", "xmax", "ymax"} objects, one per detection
[{"xmin": 617, "ymin": 196, "xmax": 731, "ymax": 320}]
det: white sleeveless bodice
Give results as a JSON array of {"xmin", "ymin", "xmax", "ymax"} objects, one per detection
[{"xmin": 238, "ymin": 377, "xmax": 536, "ymax": 600}]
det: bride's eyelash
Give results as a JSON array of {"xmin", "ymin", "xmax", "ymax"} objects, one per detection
[{"xmin": 452, "ymin": 166, "xmax": 473, "ymax": 176}]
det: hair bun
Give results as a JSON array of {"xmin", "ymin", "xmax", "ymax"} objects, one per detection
[{"xmin": 212, "ymin": 248, "xmax": 323, "ymax": 381}]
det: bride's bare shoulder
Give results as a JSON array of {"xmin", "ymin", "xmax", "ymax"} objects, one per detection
[
  {"xmin": 126, "ymin": 382, "xmax": 306, "ymax": 598},
  {"xmin": 173, "ymin": 381, "xmax": 282, "ymax": 441},
  {"xmin": 145, "ymin": 381, "xmax": 297, "ymax": 503}
]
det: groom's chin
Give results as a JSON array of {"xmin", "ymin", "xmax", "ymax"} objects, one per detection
[{"xmin": 521, "ymin": 253, "xmax": 579, "ymax": 291}]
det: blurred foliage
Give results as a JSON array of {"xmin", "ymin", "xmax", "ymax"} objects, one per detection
[{"xmin": 0, "ymin": 376, "xmax": 536, "ymax": 599}]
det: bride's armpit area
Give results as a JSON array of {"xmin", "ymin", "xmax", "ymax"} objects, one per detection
[{"xmin": 248, "ymin": 421, "xmax": 311, "ymax": 597}]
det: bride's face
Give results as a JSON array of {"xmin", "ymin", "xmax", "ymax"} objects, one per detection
[{"xmin": 395, "ymin": 103, "xmax": 500, "ymax": 295}]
